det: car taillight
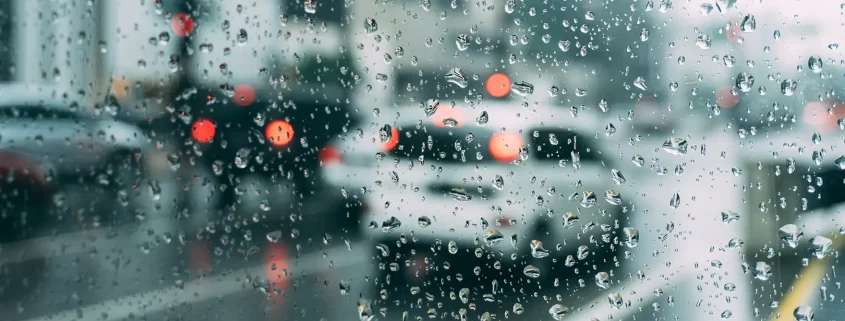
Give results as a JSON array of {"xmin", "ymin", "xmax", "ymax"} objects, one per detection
[
  {"xmin": 191, "ymin": 118, "xmax": 216, "ymax": 143},
  {"xmin": 489, "ymin": 132, "xmax": 523, "ymax": 163},
  {"xmin": 486, "ymin": 72, "xmax": 511, "ymax": 98},
  {"xmin": 266, "ymin": 120, "xmax": 295, "ymax": 147},
  {"xmin": 171, "ymin": 12, "xmax": 195, "ymax": 37},
  {"xmin": 319, "ymin": 146, "xmax": 342, "ymax": 167},
  {"xmin": 233, "ymin": 84, "xmax": 256, "ymax": 107}
]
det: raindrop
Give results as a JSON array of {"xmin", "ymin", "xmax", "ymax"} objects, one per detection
[
  {"xmin": 778, "ymin": 224, "xmax": 803, "ymax": 248},
  {"xmin": 740, "ymin": 14, "xmax": 756, "ymax": 32},
  {"xmin": 781, "ymin": 79, "xmax": 798, "ymax": 96}
]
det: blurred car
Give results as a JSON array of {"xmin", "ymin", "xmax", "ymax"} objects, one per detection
[
  {"xmin": 0, "ymin": 84, "xmax": 148, "ymax": 242},
  {"xmin": 323, "ymin": 101, "xmax": 634, "ymax": 302},
  {"xmin": 154, "ymin": 0, "xmax": 363, "ymax": 243}
]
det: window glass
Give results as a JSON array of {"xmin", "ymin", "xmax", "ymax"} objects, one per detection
[{"xmin": 2, "ymin": 2, "xmax": 844, "ymax": 321}]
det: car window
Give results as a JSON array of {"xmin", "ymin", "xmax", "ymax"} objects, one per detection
[{"xmin": 388, "ymin": 126, "xmax": 496, "ymax": 163}]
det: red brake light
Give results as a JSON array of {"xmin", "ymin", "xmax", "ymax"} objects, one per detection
[
  {"xmin": 319, "ymin": 146, "xmax": 342, "ymax": 166},
  {"xmin": 171, "ymin": 13, "xmax": 195, "ymax": 37},
  {"xmin": 489, "ymin": 132, "xmax": 523, "ymax": 163},
  {"xmin": 233, "ymin": 84, "xmax": 256, "ymax": 107},
  {"xmin": 266, "ymin": 120, "xmax": 295, "ymax": 147},
  {"xmin": 191, "ymin": 118, "xmax": 215, "ymax": 143},
  {"xmin": 486, "ymin": 73, "xmax": 511, "ymax": 98}
]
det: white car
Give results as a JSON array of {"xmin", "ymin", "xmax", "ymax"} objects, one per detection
[{"xmin": 324, "ymin": 102, "xmax": 634, "ymax": 274}]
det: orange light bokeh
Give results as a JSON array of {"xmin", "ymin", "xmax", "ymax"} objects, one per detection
[
  {"xmin": 382, "ymin": 127, "xmax": 400, "ymax": 151},
  {"xmin": 265, "ymin": 120, "xmax": 295, "ymax": 147},
  {"xmin": 485, "ymin": 73, "xmax": 511, "ymax": 98},
  {"xmin": 233, "ymin": 84, "xmax": 257, "ymax": 107},
  {"xmin": 191, "ymin": 118, "xmax": 215, "ymax": 143},
  {"xmin": 489, "ymin": 132, "xmax": 523, "ymax": 163},
  {"xmin": 171, "ymin": 13, "xmax": 195, "ymax": 37}
]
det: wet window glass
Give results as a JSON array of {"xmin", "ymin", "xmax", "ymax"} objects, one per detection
[{"xmin": 2, "ymin": 2, "xmax": 845, "ymax": 321}]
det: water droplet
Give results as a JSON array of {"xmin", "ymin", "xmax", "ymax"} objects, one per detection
[
  {"xmin": 511, "ymin": 81, "xmax": 535, "ymax": 96},
  {"xmin": 722, "ymin": 211, "xmax": 739, "ymax": 223},
  {"xmin": 548, "ymin": 304, "xmax": 570, "ymax": 320},
  {"xmin": 605, "ymin": 190, "xmax": 622, "ymax": 205},
  {"xmin": 266, "ymin": 230, "xmax": 282, "ymax": 243},
  {"xmin": 492, "ymin": 175, "xmax": 505, "ymax": 190},
  {"xmin": 696, "ymin": 34, "xmax": 712, "ymax": 49},
  {"xmin": 456, "ymin": 34, "xmax": 470, "ymax": 51},
  {"xmin": 740, "ymin": 14, "xmax": 756, "ymax": 32},
  {"xmin": 364, "ymin": 17, "xmax": 378, "ymax": 34},
  {"xmin": 418, "ymin": 216, "xmax": 431, "ymax": 227},
  {"xmin": 810, "ymin": 236, "xmax": 833, "ymax": 258},
  {"xmin": 753, "ymin": 261, "xmax": 772, "ymax": 281},
  {"xmin": 445, "ymin": 68, "xmax": 469, "ymax": 88},
  {"xmin": 595, "ymin": 272, "xmax": 610, "ymax": 289},
  {"xmin": 605, "ymin": 123, "xmax": 617, "ymax": 136},
  {"xmin": 834, "ymin": 155, "xmax": 845, "ymax": 169},
  {"xmin": 662, "ymin": 137, "xmax": 689, "ymax": 155},
  {"xmin": 485, "ymin": 230, "xmax": 505, "ymax": 246},
  {"xmin": 449, "ymin": 188, "xmax": 472, "ymax": 201},
  {"xmin": 236, "ymin": 29, "xmax": 248, "ymax": 46},
  {"xmin": 632, "ymin": 154, "xmax": 645, "ymax": 167},
  {"xmin": 504, "ymin": 0, "xmax": 516, "ymax": 13},
  {"xmin": 608, "ymin": 293, "xmax": 624, "ymax": 309},
  {"xmin": 580, "ymin": 191, "xmax": 597, "ymax": 208},
  {"xmin": 699, "ymin": 3, "xmax": 714, "ymax": 14},
  {"xmin": 808, "ymin": 56, "xmax": 823, "ymax": 73},
  {"xmin": 530, "ymin": 240, "xmax": 550, "ymax": 258},
  {"xmin": 512, "ymin": 303, "xmax": 524, "ymax": 315},
  {"xmin": 382, "ymin": 217, "xmax": 402, "ymax": 233},
  {"xmin": 735, "ymin": 72, "xmax": 754, "ymax": 92},
  {"xmin": 669, "ymin": 192, "xmax": 681, "ymax": 209},
  {"xmin": 558, "ymin": 40, "xmax": 570, "ymax": 52},
  {"xmin": 339, "ymin": 280, "xmax": 351, "ymax": 295},
  {"xmin": 793, "ymin": 306, "xmax": 814, "ymax": 321},
  {"xmin": 476, "ymin": 111, "xmax": 489, "ymax": 125},
  {"xmin": 778, "ymin": 224, "xmax": 803, "ymax": 248},
  {"xmin": 358, "ymin": 299, "xmax": 374, "ymax": 321},
  {"xmin": 611, "ymin": 169, "xmax": 626, "ymax": 184},
  {"xmin": 379, "ymin": 124, "xmax": 393, "ymax": 143}
]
